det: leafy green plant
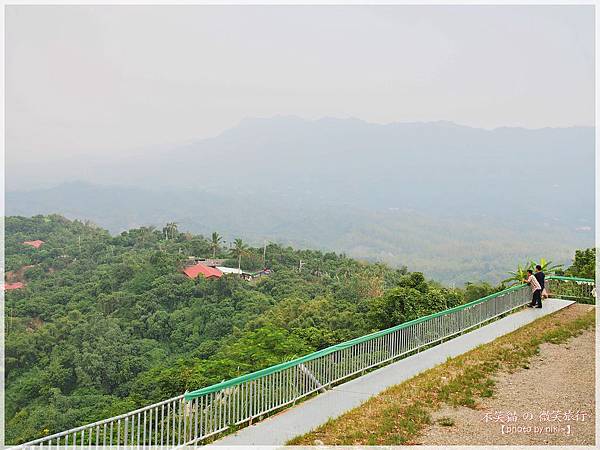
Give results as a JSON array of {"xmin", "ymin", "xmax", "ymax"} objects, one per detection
[
  {"xmin": 210, "ymin": 232, "xmax": 222, "ymax": 258},
  {"xmin": 563, "ymin": 248, "xmax": 595, "ymax": 279},
  {"xmin": 230, "ymin": 238, "xmax": 249, "ymax": 271},
  {"xmin": 527, "ymin": 258, "xmax": 562, "ymax": 276},
  {"xmin": 503, "ymin": 258, "xmax": 563, "ymax": 285},
  {"xmin": 502, "ymin": 262, "xmax": 531, "ymax": 286}
]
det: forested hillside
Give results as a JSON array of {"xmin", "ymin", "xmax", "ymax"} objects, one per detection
[{"xmin": 3, "ymin": 215, "xmax": 591, "ymax": 444}]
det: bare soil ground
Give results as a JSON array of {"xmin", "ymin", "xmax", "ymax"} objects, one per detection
[
  {"xmin": 5, "ymin": 264, "xmax": 35, "ymax": 283},
  {"xmin": 417, "ymin": 305, "xmax": 595, "ymax": 446}
]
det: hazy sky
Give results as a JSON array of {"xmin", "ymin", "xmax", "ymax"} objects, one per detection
[{"xmin": 6, "ymin": 5, "xmax": 595, "ymax": 170}]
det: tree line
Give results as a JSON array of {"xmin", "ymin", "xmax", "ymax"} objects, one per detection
[{"xmin": 4, "ymin": 215, "xmax": 594, "ymax": 444}]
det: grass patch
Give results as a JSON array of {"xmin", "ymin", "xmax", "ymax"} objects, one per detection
[
  {"xmin": 288, "ymin": 304, "xmax": 594, "ymax": 445},
  {"xmin": 437, "ymin": 416, "xmax": 455, "ymax": 427}
]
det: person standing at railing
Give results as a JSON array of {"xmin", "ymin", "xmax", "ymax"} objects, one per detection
[
  {"xmin": 535, "ymin": 265, "xmax": 547, "ymax": 301},
  {"xmin": 524, "ymin": 269, "xmax": 542, "ymax": 308}
]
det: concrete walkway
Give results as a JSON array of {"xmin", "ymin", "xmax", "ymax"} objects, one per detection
[{"xmin": 209, "ymin": 299, "xmax": 574, "ymax": 446}]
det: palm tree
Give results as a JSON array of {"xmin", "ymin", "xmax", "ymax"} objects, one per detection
[
  {"xmin": 163, "ymin": 222, "xmax": 178, "ymax": 240},
  {"xmin": 503, "ymin": 258, "xmax": 563, "ymax": 285},
  {"xmin": 210, "ymin": 232, "xmax": 222, "ymax": 258},
  {"xmin": 140, "ymin": 226, "xmax": 157, "ymax": 245},
  {"xmin": 230, "ymin": 238, "xmax": 249, "ymax": 271},
  {"xmin": 169, "ymin": 222, "xmax": 178, "ymax": 240},
  {"xmin": 528, "ymin": 258, "xmax": 563, "ymax": 275},
  {"xmin": 502, "ymin": 261, "xmax": 532, "ymax": 286}
]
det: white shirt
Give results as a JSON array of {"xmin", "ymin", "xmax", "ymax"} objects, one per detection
[{"xmin": 526, "ymin": 274, "xmax": 541, "ymax": 292}]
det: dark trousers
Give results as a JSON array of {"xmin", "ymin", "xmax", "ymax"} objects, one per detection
[{"xmin": 532, "ymin": 289, "xmax": 542, "ymax": 307}]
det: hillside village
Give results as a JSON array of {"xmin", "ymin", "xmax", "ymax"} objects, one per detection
[
  {"xmin": 4, "ymin": 235, "xmax": 272, "ymax": 291},
  {"xmin": 182, "ymin": 257, "xmax": 271, "ymax": 281}
]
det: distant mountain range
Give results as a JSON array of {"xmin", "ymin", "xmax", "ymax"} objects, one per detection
[{"xmin": 6, "ymin": 117, "xmax": 594, "ymax": 283}]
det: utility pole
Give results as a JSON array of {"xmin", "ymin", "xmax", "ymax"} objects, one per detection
[
  {"xmin": 263, "ymin": 240, "xmax": 267, "ymax": 267},
  {"xmin": 78, "ymin": 235, "xmax": 81, "ymax": 253}
]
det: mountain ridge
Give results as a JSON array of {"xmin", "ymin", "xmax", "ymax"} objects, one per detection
[{"xmin": 7, "ymin": 116, "xmax": 594, "ymax": 283}]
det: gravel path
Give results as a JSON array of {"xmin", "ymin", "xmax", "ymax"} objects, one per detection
[{"xmin": 417, "ymin": 305, "xmax": 595, "ymax": 446}]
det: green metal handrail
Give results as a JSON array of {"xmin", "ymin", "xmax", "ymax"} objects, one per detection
[
  {"xmin": 547, "ymin": 275, "xmax": 595, "ymax": 283},
  {"xmin": 545, "ymin": 275, "xmax": 595, "ymax": 304},
  {"xmin": 185, "ymin": 275, "xmax": 594, "ymax": 400},
  {"xmin": 185, "ymin": 282, "xmax": 526, "ymax": 399}
]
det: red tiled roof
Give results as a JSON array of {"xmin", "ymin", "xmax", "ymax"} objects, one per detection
[
  {"xmin": 183, "ymin": 263, "xmax": 223, "ymax": 280},
  {"xmin": 23, "ymin": 240, "xmax": 45, "ymax": 249},
  {"xmin": 4, "ymin": 282, "xmax": 24, "ymax": 290}
]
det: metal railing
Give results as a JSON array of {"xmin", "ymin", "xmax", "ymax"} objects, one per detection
[
  {"xmin": 545, "ymin": 275, "xmax": 596, "ymax": 304},
  {"xmin": 9, "ymin": 276, "xmax": 594, "ymax": 449}
]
